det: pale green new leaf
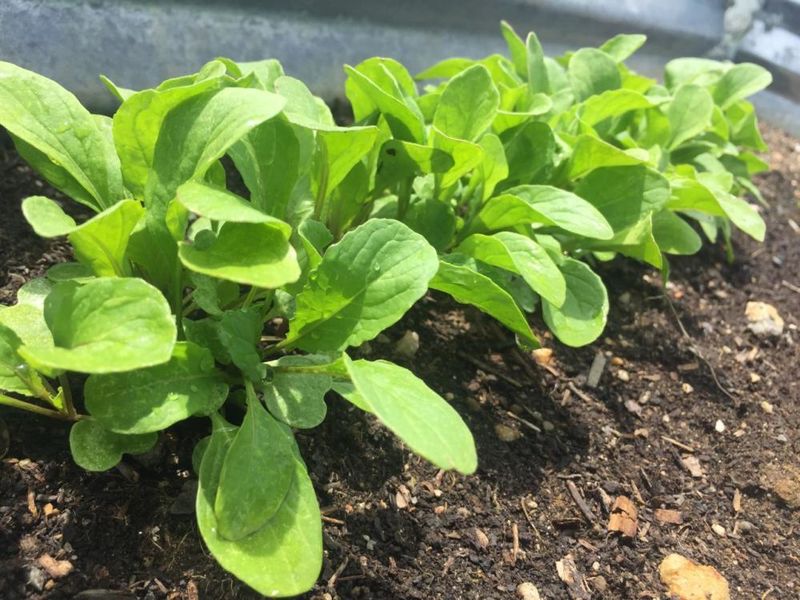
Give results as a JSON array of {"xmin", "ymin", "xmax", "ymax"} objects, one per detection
[
  {"xmin": 433, "ymin": 64, "xmax": 499, "ymax": 142},
  {"xmin": 599, "ymin": 34, "xmax": 647, "ymax": 62},
  {"xmin": 84, "ymin": 342, "xmax": 229, "ymax": 434},
  {"xmin": 18, "ymin": 278, "xmax": 176, "ymax": 374},
  {"xmin": 178, "ymin": 222, "xmax": 300, "ymax": 289},
  {"xmin": 568, "ymin": 134, "xmax": 646, "ymax": 179},
  {"xmin": 218, "ymin": 309, "xmax": 266, "ymax": 382},
  {"xmin": 652, "ymin": 210, "xmax": 702, "ymax": 255},
  {"xmin": 21, "ymin": 196, "xmax": 77, "ymax": 237},
  {"xmin": 666, "ymin": 84, "xmax": 714, "ymax": 149},
  {"xmin": 542, "ymin": 258, "xmax": 608, "ymax": 347},
  {"xmin": 344, "ymin": 356, "xmax": 477, "ymax": 474},
  {"xmin": 712, "ymin": 63, "xmax": 772, "ymax": 109},
  {"xmin": 526, "ymin": 32, "xmax": 550, "ymax": 94},
  {"xmin": 569, "ymin": 48, "xmax": 621, "ymax": 101}
]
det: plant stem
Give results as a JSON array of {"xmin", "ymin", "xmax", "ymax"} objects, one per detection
[
  {"xmin": 242, "ymin": 286, "xmax": 259, "ymax": 309},
  {"xmin": 58, "ymin": 374, "xmax": 76, "ymax": 418},
  {"xmin": 0, "ymin": 393, "xmax": 79, "ymax": 421}
]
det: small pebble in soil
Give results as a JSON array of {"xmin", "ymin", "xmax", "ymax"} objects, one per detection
[
  {"xmin": 712, "ymin": 523, "xmax": 727, "ymax": 537},
  {"xmin": 516, "ymin": 582, "xmax": 541, "ymax": 600},
  {"xmin": 715, "ymin": 420, "xmax": 726, "ymax": 433},
  {"xmin": 682, "ymin": 382, "xmax": 694, "ymax": 394},
  {"xmin": 745, "ymin": 301, "xmax": 785, "ymax": 337},
  {"xmin": 760, "ymin": 400, "xmax": 774, "ymax": 414},
  {"xmin": 616, "ymin": 369, "xmax": 630, "ymax": 382}
]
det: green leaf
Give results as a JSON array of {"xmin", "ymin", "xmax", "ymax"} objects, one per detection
[
  {"xmin": 69, "ymin": 418, "xmax": 157, "ymax": 471},
  {"xmin": 433, "ymin": 65, "xmax": 499, "ymax": 142},
  {"xmin": 176, "ymin": 181, "xmax": 290, "ymax": 232},
  {"xmin": 21, "ymin": 196, "xmax": 77, "ymax": 237},
  {"xmin": 274, "ymin": 76, "xmax": 335, "ymax": 129},
  {"xmin": 579, "ymin": 89, "xmax": 655, "ymax": 126},
  {"xmin": 189, "ymin": 273, "xmax": 239, "ymax": 317},
  {"xmin": 599, "ymin": 34, "xmax": 647, "ymax": 62},
  {"xmin": 16, "ymin": 278, "xmax": 53, "ymax": 310},
  {"xmin": 286, "ymin": 219, "xmax": 438, "ymax": 352},
  {"xmin": 526, "ymin": 32, "xmax": 550, "ymax": 95},
  {"xmin": 85, "ymin": 342, "xmax": 229, "ymax": 434},
  {"xmin": 457, "ymin": 232, "xmax": 566, "ymax": 306},
  {"xmin": 473, "ymin": 185, "xmax": 614, "ymax": 239},
  {"xmin": 652, "ymin": 210, "xmax": 702, "ymax": 255},
  {"xmin": 0, "ymin": 325, "xmax": 36, "ymax": 396},
  {"xmin": 0, "ymin": 303, "xmax": 56, "ymax": 371},
  {"xmin": 214, "ymin": 395, "xmax": 297, "ymax": 541},
  {"xmin": 429, "ymin": 257, "xmax": 538, "ymax": 348},
  {"xmin": 664, "ymin": 57, "xmax": 726, "ymax": 90},
  {"xmin": 46, "ymin": 262, "xmax": 94, "ymax": 283},
  {"xmin": 264, "ymin": 355, "xmax": 332, "ymax": 429},
  {"xmin": 218, "ymin": 309, "xmax": 266, "ymax": 382},
  {"xmin": 568, "ymin": 134, "xmax": 646, "ymax": 179},
  {"xmin": 315, "ymin": 126, "xmax": 380, "ymax": 196},
  {"xmin": 666, "ymin": 85, "xmax": 714, "ymax": 149},
  {"xmin": 197, "ymin": 417, "xmax": 322, "ymax": 597},
  {"xmin": 145, "ymin": 87, "xmax": 287, "ymax": 212},
  {"xmin": 375, "ymin": 139, "xmax": 454, "ymax": 189},
  {"xmin": 0, "ymin": 61, "xmax": 124, "ymax": 211},
  {"xmin": 18, "ymin": 278, "xmax": 176, "ymax": 374},
  {"xmin": 229, "ymin": 118, "xmax": 300, "ymax": 217},
  {"xmin": 431, "ymin": 127, "xmax": 485, "ymax": 189},
  {"xmin": 568, "ymin": 48, "xmax": 621, "ymax": 101},
  {"xmin": 476, "ymin": 133, "xmax": 509, "ymax": 200},
  {"xmin": 179, "ymin": 222, "xmax": 300, "ymax": 289},
  {"xmin": 69, "ymin": 200, "xmax": 145, "ymax": 277},
  {"xmin": 501, "ymin": 121, "xmax": 556, "ymax": 186},
  {"xmin": 574, "ymin": 165, "xmax": 669, "ymax": 231},
  {"xmin": 499, "ymin": 21, "xmax": 528, "ymax": 78},
  {"xmin": 415, "ymin": 57, "xmax": 476, "ymax": 80},
  {"xmin": 403, "ymin": 197, "xmax": 456, "ymax": 251},
  {"xmin": 713, "ymin": 63, "xmax": 772, "ymax": 109},
  {"xmin": 344, "ymin": 63, "xmax": 425, "ymax": 143},
  {"xmin": 344, "ymin": 356, "xmax": 477, "ymax": 474},
  {"xmin": 113, "ymin": 74, "xmax": 227, "ymax": 199},
  {"xmin": 542, "ymin": 258, "xmax": 608, "ymax": 347}
]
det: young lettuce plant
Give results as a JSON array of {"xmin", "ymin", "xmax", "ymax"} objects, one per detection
[
  {"xmin": 337, "ymin": 23, "xmax": 771, "ymax": 349},
  {"xmin": 0, "ymin": 59, "xmax": 476, "ymax": 597}
]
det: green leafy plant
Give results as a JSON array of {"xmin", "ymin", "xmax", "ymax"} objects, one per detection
[{"xmin": 0, "ymin": 22, "xmax": 771, "ymax": 597}]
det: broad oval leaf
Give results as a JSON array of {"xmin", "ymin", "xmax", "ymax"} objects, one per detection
[
  {"xmin": 197, "ymin": 418, "xmax": 322, "ymax": 597},
  {"xmin": 179, "ymin": 222, "xmax": 301, "ymax": 289},
  {"xmin": 666, "ymin": 84, "xmax": 714, "ymax": 149},
  {"xmin": 344, "ymin": 356, "xmax": 477, "ymax": 474},
  {"xmin": 218, "ymin": 308, "xmax": 266, "ymax": 382},
  {"xmin": 214, "ymin": 397, "xmax": 297, "ymax": 540},
  {"xmin": 21, "ymin": 196, "xmax": 77, "ymax": 237},
  {"xmin": 144, "ymin": 87, "xmax": 287, "ymax": 212},
  {"xmin": 652, "ymin": 210, "xmax": 702, "ymax": 255},
  {"xmin": 85, "ymin": 342, "xmax": 229, "ymax": 434},
  {"xmin": 433, "ymin": 64, "xmax": 499, "ymax": 142},
  {"xmin": 568, "ymin": 48, "xmax": 621, "ymax": 101},
  {"xmin": 18, "ymin": 278, "xmax": 176, "ymax": 374},
  {"xmin": 568, "ymin": 134, "xmax": 646, "ymax": 179},
  {"xmin": 285, "ymin": 219, "xmax": 438, "ymax": 352},
  {"xmin": 69, "ymin": 418, "xmax": 157, "ymax": 472},
  {"xmin": 712, "ymin": 63, "xmax": 772, "ymax": 110},
  {"xmin": 176, "ymin": 181, "xmax": 290, "ymax": 232},
  {"xmin": 542, "ymin": 258, "xmax": 608, "ymax": 347},
  {"xmin": 457, "ymin": 232, "xmax": 566, "ymax": 306},
  {"xmin": 474, "ymin": 185, "xmax": 614, "ymax": 240}
]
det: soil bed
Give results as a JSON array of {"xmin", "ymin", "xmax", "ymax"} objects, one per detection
[{"xmin": 0, "ymin": 126, "xmax": 798, "ymax": 599}]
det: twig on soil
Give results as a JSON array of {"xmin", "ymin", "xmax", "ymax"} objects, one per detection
[
  {"xmin": 322, "ymin": 515, "xmax": 346, "ymax": 526},
  {"xmin": 510, "ymin": 522, "xmax": 520, "ymax": 565},
  {"xmin": 662, "ymin": 291, "xmax": 737, "ymax": 403},
  {"xmin": 781, "ymin": 279, "xmax": 800, "ymax": 294},
  {"xmin": 520, "ymin": 497, "xmax": 544, "ymax": 544},
  {"xmin": 456, "ymin": 351, "xmax": 524, "ymax": 388},
  {"xmin": 661, "ymin": 435, "xmax": 695, "ymax": 453},
  {"xmin": 565, "ymin": 481, "xmax": 596, "ymax": 524},
  {"xmin": 327, "ymin": 556, "xmax": 349, "ymax": 589},
  {"xmin": 566, "ymin": 382, "xmax": 600, "ymax": 406},
  {"xmin": 505, "ymin": 410, "xmax": 542, "ymax": 433}
]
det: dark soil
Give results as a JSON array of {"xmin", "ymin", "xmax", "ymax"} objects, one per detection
[{"xmin": 1, "ymin": 127, "xmax": 799, "ymax": 600}]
